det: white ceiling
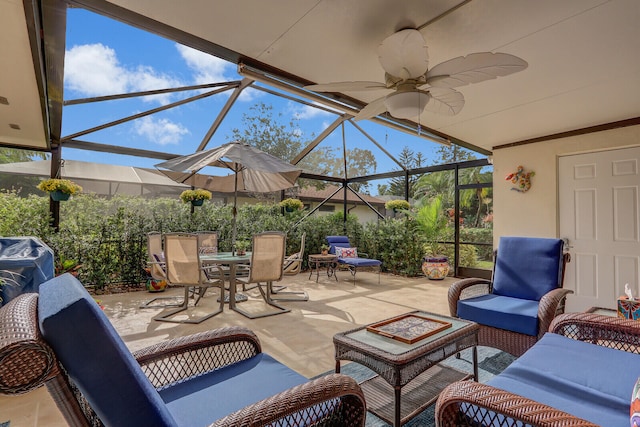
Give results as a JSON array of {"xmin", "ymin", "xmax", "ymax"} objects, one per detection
[{"xmin": 2, "ymin": 0, "xmax": 639, "ymax": 154}]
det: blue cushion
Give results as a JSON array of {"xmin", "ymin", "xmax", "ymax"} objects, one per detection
[
  {"xmin": 160, "ymin": 353, "xmax": 307, "ymax": 426},
  {"xmin": 488, "ymin": 333, "xmax": 640, "ymax": 426},
  {"xmin": 457, "ymin": 294, "xmax": 539, "ymax": 336},
  {"xmin": 492, "ymin": 237, "xmax": 564, "ymax": 301},
  {"xmin": 326, "ymin": 236, "xmax": 351, "ymax": 254},
  {"xmin": 38, "ymin": 274, "xmax": 177, "ymax": 427},
  {"xmin": 338, "ymin": 258, "xmax": 381, "ymax": 267}
]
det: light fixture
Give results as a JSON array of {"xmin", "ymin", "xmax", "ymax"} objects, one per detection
[{"xmin": 383, "ymin": 91, "xmax": 430, "ymax": 119}]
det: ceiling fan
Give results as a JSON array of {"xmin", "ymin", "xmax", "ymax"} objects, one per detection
[{"xmin": 304, "ymin": 29, "xmax": 528, "ymax": 121}]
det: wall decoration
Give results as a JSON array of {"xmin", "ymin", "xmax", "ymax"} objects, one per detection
[{"xmin": 505, "ymin": 165, "xmax": 535, "ymax": 193}]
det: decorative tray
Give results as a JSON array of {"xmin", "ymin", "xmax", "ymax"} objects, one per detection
[{"xmin": 366, "ymin": 313, "xmax": 452, "ymax": 344}]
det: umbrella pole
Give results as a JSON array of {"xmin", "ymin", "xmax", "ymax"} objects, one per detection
[{"xmin": 231, "ymin": 165, "xmax": 238, "ymax": 255}]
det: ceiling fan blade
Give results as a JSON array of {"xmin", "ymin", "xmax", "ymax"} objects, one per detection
[
  {"xmin": 426, "ymin": 52, "xmax": 528, "ymax": 88},
  {"xmin": 378, "ymin": 29, "xmax": 429, "ymax": 80},
  {"xmin": 304, "ymin": 81, "xmax": 388, "ymax": 92},
  {"xmin": 353, "ymin": 97, "xmax": 388, "ymax": 121},
  {"xmin": 424, "ymin": 87, "xmax": 465, "ymax": 116}
]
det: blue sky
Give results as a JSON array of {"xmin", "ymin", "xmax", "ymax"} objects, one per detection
[{"xmin": 60, "ymin": 8, "xmax": 467, "ymax": 194}]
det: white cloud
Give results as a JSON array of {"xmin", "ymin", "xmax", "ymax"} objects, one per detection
[
  {"xmin": 176, "ymin": 44, "xmax": 261, "ymax": 102},
  {"xmin": 65, "ymin": 43, "xmax": 182, "ymax": 104},
  {"xmin": 133, "ymin": 116, "xmax": 189, "ymax": 146},
  {"xmin": 177, "ymin": 44, "xmax": 231, "ymax": 84}
]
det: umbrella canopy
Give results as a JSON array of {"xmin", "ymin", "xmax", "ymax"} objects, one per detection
[{"xmin": 155, "ymin": 141, "xmax": 302, "ymax": 251}]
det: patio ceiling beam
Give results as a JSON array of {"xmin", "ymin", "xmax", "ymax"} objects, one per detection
[
  {"xmin": 61, "ymin": 85, "xmax": 237, "ymax": 141},
  {"xmin": 292, "ymin": 116, "xmax": 348, "ymax": 165},
  {"xmin": 41, "ymin": 0, "xmax": 68, "ymax": 146},
  {"xmin": 251, "ymin": 84, "xmax": 340, "ymax": 116},
  {"xmin": 197, "ymin": 78, "xmax": 254, "ymax": 152},
  {"xmin": 349, "ymin": 158, "xmax": 490, "ymax": 183},
  {"xmin": 63, "ymin": 81, "xmax": 240, "ymax": 106},
  {"xmin": 62, "ymin": 139, "xmax": 178, "ymax": 160}
]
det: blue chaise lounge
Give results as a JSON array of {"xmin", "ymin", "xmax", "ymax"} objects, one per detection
[{"xmin": 326, "ymin": 236, "xmax": 382, "ymax": 284}]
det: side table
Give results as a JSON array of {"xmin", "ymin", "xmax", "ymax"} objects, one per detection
[{"xmin": 308, "ymin": 254, "xmax": 338, "ymax": 282}]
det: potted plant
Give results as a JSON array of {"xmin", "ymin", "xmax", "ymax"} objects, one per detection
[
  {"xmin": 36, "ymin": 178, "xmax": 82, "ymax": 201},
  {"xmin": 180, "ymin": 189, "xmax": 212, "ymax": 206},
  {"xmin": 279, "ymin": 198, "xmax": 304, "ymax": 212},
  {"xmin": 320, "ymin": 244, "xmax": 330, "ymax": 255},
  {"xmin": 412, "ymin": 196, "xmax": 450, "ymax": 280},
  {"xmin": 234, "ymin": 240, "xmax": 250, "ymax": 256},
  {"xmin": 385, "ymin": 199, "xmax": 410, "ymax": 213}
]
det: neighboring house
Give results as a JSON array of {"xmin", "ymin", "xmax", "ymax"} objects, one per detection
[{"xmin": 296, "ymin": 184, "xmax": 386, "ymax": 224}]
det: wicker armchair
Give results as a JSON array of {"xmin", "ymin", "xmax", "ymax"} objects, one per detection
[
  {"xmin": 0, "ymin": 276, "xmax": 366, "ymax": 427},
  {"xmin": 448, "ymin": 236, "xmax": 571, "ymax": 356},
  {"xmin": 436, "ymin": 312, "xmax": 640, "ymax": 426}
]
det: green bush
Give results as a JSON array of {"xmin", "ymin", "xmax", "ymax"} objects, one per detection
[{"xmin": 0, "ymin": 192, "xmax": 492, "ymax": 287}]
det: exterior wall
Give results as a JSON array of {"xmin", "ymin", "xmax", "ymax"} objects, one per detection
[
  {"xmin": 493, "ymin": 124, "xmax": 640, "ymax": 244},
  {"xmin": 306, "ymin": 202, "xmax": 383, "ymax": 224}
]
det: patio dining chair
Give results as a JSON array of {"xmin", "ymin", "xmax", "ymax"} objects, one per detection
[
  {"xmin": 272, "ymin": 232, "xmax": 309, "ymax": 301},
  {"xmin": 235, "ymin": 231, "xmax": 292, "ymax": 318},
  {"xmin": 154, "ymin": 233, "xmax": 225, "ymax": 324},
  {"xmin": 139, "ymin": 232, "xmax": 183, "ymax": 309},
  {"xmin": 448, "ymin": 236, "xmax": 572, "ymax": 356}
]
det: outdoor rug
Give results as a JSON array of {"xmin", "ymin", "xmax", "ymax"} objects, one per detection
[{"xmin": 315, "ymin": 346, "xmax": 515, "ymax": 427}]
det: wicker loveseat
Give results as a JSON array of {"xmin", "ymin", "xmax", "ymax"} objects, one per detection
[
  {"xmin": 0, "ymin": 273, "xmax": 366, "ymax": 426},
  {"xmin": 436, "ymin": 312, "xmax": 640, "ymax": 426}
]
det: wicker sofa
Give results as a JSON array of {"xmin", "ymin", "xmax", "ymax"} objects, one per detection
[
  {"xmin": 0, "ymin": 273, "xmax": 366, "ymax": 426},
  {"xmin": 436, "ymin": 312, "xmax": 640, "ymax": 426}
]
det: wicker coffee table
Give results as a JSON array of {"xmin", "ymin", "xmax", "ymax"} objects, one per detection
[{"xmin": 334, "ymin": 311, "xmax": 479, "ymax": 426}]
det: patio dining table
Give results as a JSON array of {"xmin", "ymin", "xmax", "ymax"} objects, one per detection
[{"xmin": 200, "ymin": 251, "xmax": 252, "ymax": 318}]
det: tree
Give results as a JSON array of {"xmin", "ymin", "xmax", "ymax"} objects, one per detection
[
  {"xmin": 385, "ymin": 146, "xmax": 426, "ymax": 198},
  {"xmin": 229, "ymin": 102, "xmax": 377, "ymax": 193},
  {"xmin": 436, "ymin": 144, "xmax": 476, "ymax": 164}
]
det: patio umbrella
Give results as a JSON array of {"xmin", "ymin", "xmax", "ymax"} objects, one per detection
[{"xmin": 155, "ymin": 141, "xmax": 302, "ymax": 251}]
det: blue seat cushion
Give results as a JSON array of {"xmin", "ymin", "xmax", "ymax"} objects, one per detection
[
  {"xmin": 38, "ymin": 274, "xmax": 177, "ymax": 427},
  {"xmin": 488, "ymin": 333, "xmax": 640, "ymax": 426},
  {"xmin": 326, "ymin": 236, "xmax": 351, "ymax": 254},
  {"xmin": 492, "ymin": 237, "xmax": 564, "ymax": 301},
  {"xmin": 338, "ymin": 257, "xmax": 381, "ymax": 267},
  {"xmin": 457, "ymin": 294, "xmax": 539, "ymax": 336},
  {"xmin": 159, "ymin": 353, "xmax": 307, "ymax": 427}
]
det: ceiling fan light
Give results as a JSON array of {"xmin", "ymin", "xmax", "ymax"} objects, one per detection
[{"xmin": 384, "ymin": 91, "xmax": 429, "ymax": 119}]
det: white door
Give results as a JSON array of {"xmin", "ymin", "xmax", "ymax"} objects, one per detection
[{"xmin": 559, "ymin": 146, "xmax": 640, "ymax": 312}]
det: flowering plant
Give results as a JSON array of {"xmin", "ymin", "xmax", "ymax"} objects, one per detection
[
  {"xmin": 179, "ymin": 189, "xmax": 212, "ymax": 203},
  {"xmin": 37, "ymin": 178, "xmax": 82, "ymax": 195},
  {"xmin": 235, "ymin": 240, "xmax": 250, "ymax": 251},
  {"xmin": 279, "ymin": 198, "xmax": 304, "ymax": 211},
  {"xmin": 385, "ymin": 199, "xmax": 410, "ymax": 211}
]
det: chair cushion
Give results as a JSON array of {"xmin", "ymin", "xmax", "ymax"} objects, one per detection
[
  {"xmin": 326, "ymin": 236, "xmax": 351, "ymax": 254},
  {"xmin": 492, "ymin": 237, "xmax": 564, "ymax": 301},
  {"xmin": 38, "ymin": 274, "xmax": 177, "ymax": 427},
  {"xmin": 336, "ymin": 247, "xmax": 358, "ymax": 258},
  {"xmin": 338, "ymin": 257, "xmax": 381, "ymax": 267},
  {"xmin": 488, "ymin": 333, "xmax": 640, "ymax": 426},
  {"xmin": 457, "ymin": 294, "xmax": 539, "ymax": 336},
  {"xmin": 159, "ymin": 353, "xmax": 307, "ymax": 427}
]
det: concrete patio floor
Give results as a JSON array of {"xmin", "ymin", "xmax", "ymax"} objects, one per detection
[{"xmin": 1, "ymin": 270, "xmax": 455, "ymax": 426}]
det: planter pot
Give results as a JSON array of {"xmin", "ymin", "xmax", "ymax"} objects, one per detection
[
  {"xmin": 236, "ymin": 249, "xmax": 246, "ymax": 256},
  {"xmin": 191, "ymin": 199, "xmax": 204, "ymax": 206},
  {"xmin": 50, "ymin": 190, "xmax": 70, "ymax": 201},
  {"xmin": 321, "ymin": 250, "xmax": 329, "ymax": 255},
  {"xmin": 285, "ymin": 206, "xmax": 294, "ymax": 212},
  {"xmin": 422, "ymin": 255, "xmax": 450, "ymax": 280}
]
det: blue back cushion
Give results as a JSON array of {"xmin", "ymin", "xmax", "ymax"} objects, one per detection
[
  {"xmin": 492, "ymin": 237, "xmax": 564, "ymax": 301},
  {"xmin": 326, "ymin": 236, "xmax": 351, "ymax": 255},
  {"xmin": 38, "ymin": 274, "xmax": 176, "ymax": 427}
]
